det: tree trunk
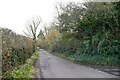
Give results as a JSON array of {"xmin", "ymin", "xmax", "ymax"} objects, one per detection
[{"xmin": 33, "ymin": 38, "xmax": 36, "ymax": 53}]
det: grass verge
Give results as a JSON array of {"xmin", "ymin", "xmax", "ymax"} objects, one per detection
[
  {"xmin": 3, "ymin": 51, "xmax": 39, "ymax": 78},
  {"xmin": 53, "ymin": 52, "xmax": 119, "ymax": 67}
]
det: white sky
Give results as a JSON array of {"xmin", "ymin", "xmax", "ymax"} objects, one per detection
[{"xmin": 0, "ymin": 0, "xmax": 83, "ymax": 35}]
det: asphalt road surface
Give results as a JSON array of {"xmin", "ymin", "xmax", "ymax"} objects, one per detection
[{"xmin": 36, "ymin": 49, "xmax": 118, "ymax": 78}]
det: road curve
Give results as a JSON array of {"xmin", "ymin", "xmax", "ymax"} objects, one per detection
[{"xmin": 36, "ymin": 49, "xmax": 118, "ymax": 78}]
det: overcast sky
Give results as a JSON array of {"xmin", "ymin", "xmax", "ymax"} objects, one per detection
[{"xmin": 0, "ymin": 0, "xmax": 83, "ymax": 35}]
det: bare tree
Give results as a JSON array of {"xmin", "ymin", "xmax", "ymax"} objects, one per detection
[{"xmin": 23, "ymin": 17, "xmax": 41, "ymax": 53}]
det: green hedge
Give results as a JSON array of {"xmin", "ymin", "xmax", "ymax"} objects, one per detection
[{"xmin": 1, "ymin": 28, "xmax": 33, "ymax": 73}]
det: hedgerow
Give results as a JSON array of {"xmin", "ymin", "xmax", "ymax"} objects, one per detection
[{"xmin": 1, "ymin": 28, "xmax": 33, "ymax": 73}]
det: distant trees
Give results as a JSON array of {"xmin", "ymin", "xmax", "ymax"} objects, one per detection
[
  {"xmin": 37, "ymin": 29, "xmax": 45, "ymax": 49},
  {"xmin": 24, "ymin": 17, "xmax": 41, "ymax": 53},
  {"xmin": 37, "ymin": 26, "xmax": 60, "ymax": 50}
]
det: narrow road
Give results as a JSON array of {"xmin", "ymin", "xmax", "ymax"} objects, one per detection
[{"xmin": 36, "ymin": 49, "xmax": 118, "ymax": 78}]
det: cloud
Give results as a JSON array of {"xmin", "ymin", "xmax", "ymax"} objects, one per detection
[{"xmin": 0, "ymin": 0, "xmax": 83, "ymax": 34}]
